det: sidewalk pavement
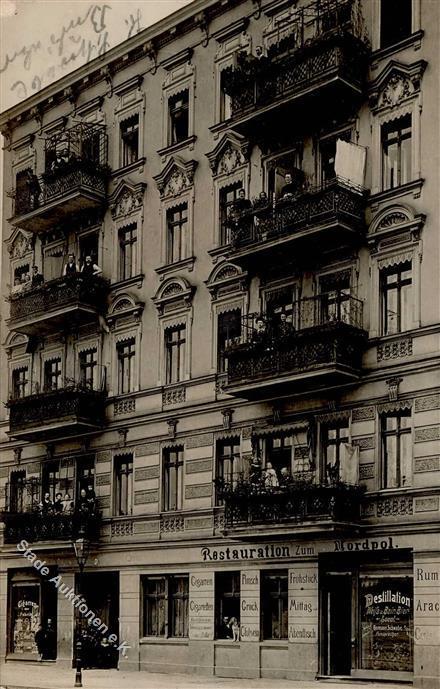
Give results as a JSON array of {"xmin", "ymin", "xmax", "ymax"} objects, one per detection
[{"xmin": 0, "ymin": 663, "xmax": 412, "ymax": 689}]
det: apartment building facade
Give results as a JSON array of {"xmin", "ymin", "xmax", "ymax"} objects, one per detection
[{"xmin": 0, "ymin": 0, "xmax": 439, "ymax": 686}]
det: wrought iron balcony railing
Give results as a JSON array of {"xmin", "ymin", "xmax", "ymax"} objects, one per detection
[
  {"xmin": 2, "ymin": 509, "xmax": 101, "ymax": 544},
  {"xmin": 225, "ymin": 293, "xmax": 366, "ymax": 392},
  {"xmin": 227, "ymin": 178, "xmax": 366, "ymax": 252},
  {"xmin": 8, "ymin": 275, "xmax": 109, "ymax": 330},
  {"xmin": 7, "ymin": 370, "xmax": 107, "ymax": 439},
  {"xmin": 216, "ymin": 475, "xmax": 363, "ymax": 529},
  {"xmin": 222, "ymin": 0, "xmax": 369, "ymax": 122}
]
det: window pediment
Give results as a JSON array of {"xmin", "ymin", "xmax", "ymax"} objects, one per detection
[
  {"xmin": 153, "ymin": 156, "xmax": 197, "ymax": 199},
  {"xmin": 368, "ymin": 204, "xmax": 425, "ymax": 252},
  {"xmin": 369, "ymin": 59, "xmax": 427, "ymax": 112},
  {"xmin": 206, "ymin": 132, "xmax": 251, "ymax": 177},
  {"xmin": 153, "ymin": 276, "xmax": 195, "ymax": 314},
  {"xmin": 6, "ymin": 228, "xmax": 34, "ymax": 259},
  {"xmin": 205, "ymin": 261, "xmax": 247, "ymax": 298},
  {"xmin": 107, "ymin": 293, "xmax": 144, "ymax": 328},
  {"xmin": 109, "ymin": 180, "xmax": 146, "ymax": 220}
]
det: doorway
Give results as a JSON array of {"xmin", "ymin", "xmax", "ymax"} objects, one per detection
[
  {"xmin": 74, "ymin": 572, "xmax": 119, "ymax": 669},
  {"xmin": 322, "ymin": 573, "xmax": 353, "ymax": 676}
]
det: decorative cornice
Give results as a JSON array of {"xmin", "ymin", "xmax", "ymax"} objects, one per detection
[
  {"xmin": 162, "ymin": 47, "xmax": 194, "ymax": 72},
  {"xmin": 114, "ymin": 75, "xmax": 144, "ymax": 96},
  {"xmin": 109, "ymin": 180, "xmax": 147, "ymax": 219},
  {"xmin": 205, "ymin": 131, "xmax": 251, "ymax": 176},
  {"xmin": 152, "ymin": 276, "xmax": 196, "ymax": 315},
  {"xmin": 369, "ymin": 59, "xmax": 427, "ymax": 111},
  {"xmin": 153, "ymin": 156, "xmax": 198, "ymax": 199},
  {"xmin": 213, "ymin": 17, "xmax": 250, "ymax": 43},
  {"xmin": 205, "ymin": 261, "xmax": 248, "ymax": 298}
]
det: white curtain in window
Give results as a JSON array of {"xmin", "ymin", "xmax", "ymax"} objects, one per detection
[
  {"xmin": 340, "ymin": 443, "xmax": 360, "ymax": 485},
  {"xmin": 334, "ymin": 140, "xmax": 366, "ymax": 189}
]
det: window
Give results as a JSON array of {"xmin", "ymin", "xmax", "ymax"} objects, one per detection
[
  {"xmin": 266, "ymin": 287, "xmax": 296, "ymax": 327},
  {"xmin": 217, "ymin": 310, "xmax": 241, "ymax": 372},
  {"xmin": 382, "ymin": 115, "xmax": 412, "ymax": 191},
  {"xmin": 321, "ymin": 422, "xmax": 349, "ymax": 483},
  {"xmin": 163, "ymin": 447, "xmax": 184, "ymax": 512},
  {"xmin": 117, "ymin": 338, "xmax": 135, "ymax": 394},
  {"xmin": 261, "ymin": 571, "xmax": 288, "ymax": 640},
  {"xmin": 219, "ymin": 182, "xmax": 242, "ymax": 245},
  {"xmin": 143, "ymin": 575, "xmax": 189, "ymax": 638},
  {"xmin": 43, "ymin": 358, "xmax": 62, "ymax": 392},
  {"xmin": 15, "ymin": 168, "xmax": 33, "ymax": 214},
  {"xmin": 42, "ymin": 461, "xmax": 60, "ymax": 502},
  {"xmin": 76, "ymin": 455, "xmax": 95, "ymax": 496},
  {"xmin": 320, "ymin": 130, "xmax": 351, "ymax": 185},
  {"xmin": 165, "ymin": 325, "xmax": 186, "ymax": 384},
  {"xmin": 380, "ymin": 0, "xmax": 412, "ymax": 49},
  {"xmin": 168, "ymin": 91, "xmax": 189, "ymax": 145},
  {"xmin": 220, "ymin": 68, "xmax": 233, "ymax": 121},
  {"xmin": 114, "ymin": 454, "xmax": 133, "ymax": 516},
  {"xmin": 120, "ymin": 115, "xmax": 139, "ymax": 167},
  {"xmin": 216, "ymin": 438, "xmax": 242, "ymax": 501},
  {"xmin": 381, "ymin": 410, "xmax": 412, "ymax": 488},
  {"xmin": 9, "ymin": 470, "xmax": 26, "ymax": 513},
  {"xmin": 319, "ymin": 273, "xmax": 351, "ymax": 325},
  {"xmin": 12, "ymin": 367, "xmax": 29, "ymax": 399},
  {"xmin": 266, "ymin": 436, "xmax": 293, "ymax": 476},
  {"xmin": 381, "ymin": 261, "xmax": 412, "ymax": 335},
  {"xmin": 79, "ymin": 349, "xmax": 98, "ymax": 389},
  {"xmin": 119, "ymin": 224, "xmax": 137, "ymax": 280},
  {"xmin": 215, "ymin": 572, "xmax": 240, "ymax": 639},
  {"xmin": 166, "ymin": 205, "xmax": 188, "ymax": 264}
]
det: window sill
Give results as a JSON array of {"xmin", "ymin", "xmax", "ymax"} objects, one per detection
[
  {"xmin": 157, "ymin": 136, "xmax": 197, "ymax": 161},
  {"xmin": 110, "ymin": 274, "xmax": 145, "ymax": 291},
  {"xmin": 371, "ymin": 31, "xmax": 424, "ymax": 66},
  {"xmin": 140, "ymin": 637, "xmax": 189, "ymax": 645},
  {"xmin": 214, "ymin": 640, "xmax": 241, "ymax": 646},
  {"xmin": 369, "ymin": 179, "xmax": 424, "ymax": 208},
  {"xmin": 111, "ymin": 157, "xmax": 146, "ymax": 179},
  {"xmin": 155, "ymin": 256, "xmax": 195, "ymax": 280},
  {"xmin": 207, "ymin": 244, "xmax": 231, "ymax": 262}
]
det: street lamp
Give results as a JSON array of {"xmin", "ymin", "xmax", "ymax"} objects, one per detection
[{"xmin": 72, "ymin": 526, "xmax": 90, "ymax": 688}]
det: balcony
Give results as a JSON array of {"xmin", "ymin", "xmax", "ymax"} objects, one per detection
[
  {"xmin": 8, "ymin": 275, "xmax": 109, "ymax": 336},
  {"xmin": 2, "ymin": 510, "xmax": 101, "ymax": 545},
  {"xmin": 222, "ymin": 0, "xmax": 369, "ymax": 138},
  {"xmin": 225, "ymin": 293, "xmax": 366, "ymax": 398},
  {"xmin": 216, "ymin": 475, "xmax": 363, "ymax": 536},
  {"xmin": 226, "ymin": 178, "xmax": 367, "ymax": 272},
  {"xmin": 7, "ymin": 372, "xmax": 107, "ymax": 441},
  {"xmin": 8, "ymin": 123, "xmax": 109, "ymax": 232}
]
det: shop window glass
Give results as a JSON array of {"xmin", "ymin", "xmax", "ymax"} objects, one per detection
[
  {"xmin": 215, "ymin": 571, "xmax": 240, "ymax": 639},
  {"xmin": 143, "ymin": 575, "xmax": 188, "ymax": 638}
]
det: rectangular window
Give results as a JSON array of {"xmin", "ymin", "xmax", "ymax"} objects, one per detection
[
  {"xmin": 76, "ymin": 455, "xmax": 95, "ymax": 496},
  {"xmin": 215, "ymin": 572, "xmax": 240, "ymax": 639},
  {"xmin": 142, "ymin": 575, "xmax": 188, "ymax": 638},
  {"xmin": 163, "ymin": 447, "xmax": 184, "ymax": 512},
  {"xmin": 380, "ymin": 0, "xmax": 412, "ymax": 49},
  {"xmin": 382, "ymin": 115, "xmax": 412, "ymax": 191},
  {"xmin": 165, "ymin": 325, "xmax": 186, "ymax": 384},
  {"xmin": 166, "ymin": 205, "xmax": 188, "ymax": 264},
  {"xmin": 319, "ymin": 274, "xmax": 351, "ymax": 325},
  {"xmin": 381, "ymin": 410, "xmax": 412, "ymax": 488},
  {"xmin": 321, "ymin": 422, "xmax": 349, "ymax": 483},
  {"xmin": 117, "ymin": 338, "xmax": 135, "ymax": 394},
  {"xmin": 381, "ymin": 261, "xmax": 412, "ymax": 335},
  {"xmin": 43, "ymin": 358, "xmax": 62, "ymax": 392},
  {"xmin": 114, "ymin": 454, "xmax": 133, "ymax": 516},
  {"xmin": 79, "ymin": 349, "xmax": 98, "ymax": 390},
  {"xmin": 220, "ymin": 68, "xmax": 232, "ymax": 121},
  {"xmin": 119, "ymin": 224, "xmax": 137, "ymax": 280},
  {"xmin": 12, "ymin": 367, "xmax": 29, "ymax": 399},
  {"xmin": 216, "ymin": 438, "xmax": 242, "ymax": 501},
  {"xmin": 261, "ymin": 570, "xmax": 288, "ymax": 640},
  {"xmin": 217, "ymin": 310, "xmax": 241, "ymax": 372},
  {"xmin": 120, "ymin": 115, "xmax": 139, "ymax": 167},
  {"xmin": 219, "ymin": 182, "xmax": 243, "ymax": 245},
  {"xmin": 168, "ymin": 91, "xmax": 189, "ymax": 145},
  {"xmin": 266, "ymin": 435, "xmax": 293, "ymax": 476},
  {"xmin": 42, "ymin": 461, "xmax": 60, "ymax": 502}
]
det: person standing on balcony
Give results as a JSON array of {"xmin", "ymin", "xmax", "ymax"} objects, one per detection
[
  {"xmin": 63, "ymin": 253, "xmax": 79, "ymax": 277},
  {"xmin": 53, "ymin": 493, "xmax": 63, "ymax": 513},
  {"xmin": 280, "ymin": 173, "xmax": 297, "ymax": 199},
  {"xmin": 264, "ymin": 462, "xmax": 279, "ymax": 488},
  {"xmin": 31, "ymin": 266, "xmax": 44, "ymax": 287},
  {"xmin": 39, "ymin": 493, "xmax": 53, "ymax": 513},
  {"xmin": 277, "ymin": 312, "xmax": 295, "ymax": 341},
  {"xmin": 26, "ymin": 169, "xmax": 41, "ymax": 209},
  {"xmin": 81, "ymin": 255, "xmax": 102, "ymax": 277},
  {"xmin": 231, "ymin": 189, "xmax": 253, "ymax": 243},
  {"xmin": 62, "ymin": 493, "xmax": 73, "ymax": 513}
]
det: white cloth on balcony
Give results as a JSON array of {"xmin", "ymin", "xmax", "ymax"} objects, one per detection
[
  {"xmin": 334, "ymin": 140, "xmax": 366, "ymax": 189},
  {"xmin": 340, "ymin": 443, "xmax": 360, "ymax": 485}
]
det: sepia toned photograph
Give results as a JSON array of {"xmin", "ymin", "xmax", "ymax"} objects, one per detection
[{"xmin": 0, "ymin": 1, "xmax": 438, "ymax": 688}]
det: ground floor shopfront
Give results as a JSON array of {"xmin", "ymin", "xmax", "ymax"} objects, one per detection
[{"xmin": 1, "ymin": 531, "xmax": 439, "ymax": 688}]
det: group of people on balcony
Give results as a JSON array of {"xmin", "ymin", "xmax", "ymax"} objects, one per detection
[
  {"xmin": 250, "ymin": 460, "xmax": 295, "ymax": 490},
  {"xmin": 38, "ymin": 485, "xmax": 96, "ymax": 515},
  {"xmin": 228, "ymin": 171, "xmax": 306, "ymax": 244},
  {"xmin": 238, "ymin": 312, "xmax": 295, "ymax": 354},
  {"xmin": 11, "ymin": 255, "xmax": 102, "ymax": 296}
]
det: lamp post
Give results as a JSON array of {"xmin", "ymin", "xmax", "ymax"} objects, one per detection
[{"xmin": 72, "ymin": 526, "xmax": 90, "ymax": 688}]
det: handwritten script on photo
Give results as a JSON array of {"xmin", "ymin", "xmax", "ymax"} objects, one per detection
[{"xmin": 1, "ymin": 3, "xmax": 143, "ymax": 104}]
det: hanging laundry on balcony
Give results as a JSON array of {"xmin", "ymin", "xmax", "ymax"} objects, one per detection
[
  {"xmin": 340, "ymin": 443, "xmax": 360, "ymax": 485},
  {"xmin": 334, "ymin": 139, "xmax": 366, "ymax": 190}
]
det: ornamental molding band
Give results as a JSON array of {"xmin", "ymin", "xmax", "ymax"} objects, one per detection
[
  {"xmin": 415, "ymin": 497, "xmax": 440, "ymax": 513},
  {"xmin": 359, "ymin": 463, "xmax": 375, "ymax": 480},
  {"xmin": 185, "ymin": 516, "xmax": 213, "ymax": 530},
  {"xmin": 134, "ymin": 489, "xmax": 158, "ymax": 505},
  {"xmin": 134, "ymin": 466, "xmax": 159, "ymax": 481},
  {"xmin": 415, "ymin": 394, "xmax": 440, "ymax": 412},
  {"xmin": 186, "ymin": 459, "xmax": 213, "ymax": 474},
  {"xmin": 205, "ymin": 261, "xmax": 248, "ymax": 298},
  {"xmin": 162, "ymin": 385, "xmax": 186, "ymax": 406},
  {"xmin": 153, "ymin": 276, "xmax": 195, "ymax": 314},
  {"xmin": 160, "ymin": 515, "xmax": 184, "ymax": 532},
  {"xmin": 377, "ymin": 337, "xmax": 413, "ymax": 362},
  {"xmin": 134, "ymin": 520, "xmax": 160, "ymax": 534},
  {"xmin": 316, "ymin": 410, "xmax": 351, "ymax": 424},
  {"xmin": 114, "ymin": 398, "xmax": 136, "ymax": 415},
  {"xmin": 352, "ymin": 406, "xmax": 376, "ymax": 421},
  {"xmin": 153, "ymin": 155, "xmax": 198, "ymax": 198},
  {"xmin": 205, "ymin": 131, "xmax": 251, "ymax": 176},
  {"xmin": 96, "ymin": 450, "xmax": 112, "ymax": 463},
  {"xmin": 185, "ymin": 483, "xmax": 212, "ymax": 499},
  {"xmin": 109, "ymin": 180, "xmax": 147, "ymax": 219},
  {"xmin": 111, "ymin": 519, "xmax": 134, "ymax": 537},
  {"xmin": 369, "ymin": 59, "xmax": 427, "ymax": 112},
  {"xmin": 376, "ymin": 496, "xmax": 413, "ymax": 517},
  {"xmin": 377, "ymin": 399, "xmax": 413, "ymax": 414},
  {"xmin": 414, "ymin": 426, "xmax": 440, "ymax": 443},
  {"xmin": 414, "ymin": 456, "xmax": 440, "ymax": 473},
  {"xmin": 352, "ymin": 436, "xmax": 375, "ymax": 451},
  {"xmin": 136, "ymin": 442, "xmax": 160, "ymax": 456},
  {"xmin": 187, "ymin": 432, "xmax": 214, "ymax": 449}
]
